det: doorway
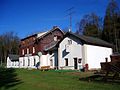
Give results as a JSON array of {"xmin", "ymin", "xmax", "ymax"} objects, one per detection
[{"xmin": 74, "ymin": 58, "xmax": 78, "ymax": 69}]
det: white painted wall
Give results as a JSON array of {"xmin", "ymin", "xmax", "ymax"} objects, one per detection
[
  {"xmin": 58, "ymin": 36, "xmax": 82, "ymax": 70},
  {"xmin": 19, "ymin": 57, "xmax": 23, "ymax": 68},
  {"xmin": 7, "ymin": 57, "xmax": 19, "ymax": 68},
  {"xmin": 18, "ymin": 54, "xmax": 56, "ymax": 69},
  {"xmin": 7, "ymin": 57, "xmax": 11, "ymax": 68},
  {"xmin": 34, "ymin": 55, "xmax": 39, "ymax": 65},
  {"xmin": 39, "ymin": 53, "xmax": 55, "ymax": 69},
  {"xmin": 47, "ymin": 53, "xmax": 55, "ymax": 68},
  {"xmin": 19, "ymin": 55, "xmax": 39, "ymax": 69},
  {"xmin": 40, "ymin": 55, "xmax": 48, "ymax": 67},
  {"xmin": 83, "ymin": 44, "xmax": 112, "ymax": 69}
]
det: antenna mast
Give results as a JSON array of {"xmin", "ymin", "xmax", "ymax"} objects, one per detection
[{"xmin": 66, "ymin": 7, "xmax": 75, "ymax": 32}]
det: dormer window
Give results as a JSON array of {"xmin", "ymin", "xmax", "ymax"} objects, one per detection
[
  {"xmin": 54, "ymin": 35, "xmax": 57, "ymax": 41},
  {"xmin": 54, "ymin": 35, "xmax": 61, "ymax": 41},
  {"xmin": 68, "ymin": 40, "xmax": 72, "ymax": 45}
]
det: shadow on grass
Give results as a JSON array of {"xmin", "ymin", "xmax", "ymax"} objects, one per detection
[
  {"xmin": 79, "ymin": 74, "xmax": 120, "ymax": 84},
  {"xmin": 0, "ymin": 67, "xmax": 22, "ymax": 90}
]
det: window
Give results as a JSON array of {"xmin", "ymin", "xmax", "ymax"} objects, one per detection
[
  {"xmin": 27, "ymin": 48, "xmax": 29, "ymax": 54},
  {"xmin": 23, "ymin": 59, "xmax": 25, "ymax": 66},
  {"xmin": 22, "ymin": 49, "xmax": 24, "ymax": 55},
  {"xmin": 33, "ymin": 47, "xmax": 35, "ymax": 53},
  {"xmin": 28, "ymin": 58, "xmax": 30, "ymax": 66},
  {"xmin": 65, "ymin": 58, "xmax": 68, "ymax": 66},
  {"xmin": 54, "ymin": 35, "xmax": 61, "ymax": 41},
  {"xmin": 54, "ymin": 36, "xmax": 57, "ymax": 41},
  {"xmin": 33, "ymin": 38, "xmax": 35, "ymax": 40},
  {"xmin": 57, "ymin": 36, "xmax": 61, "ymax": 41},
  {"xmin": 27, "ymin": 39, "xmax": 29, "ymax": 42},
  {"xmin": 78, "ymin": 58, "xmax": 82, "ymax": 63},
  {"xmin": 34, "ymin": 59, "xmax": 36, "ymax": 66},
  {"xmin": 68, "ymin": 40, "xmax": 72, "ymax": 45},
  {"xmin": 22, "ymin": 41, "xmax": 25, "ymax": 44}
]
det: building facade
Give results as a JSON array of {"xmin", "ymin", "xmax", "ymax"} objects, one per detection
[
  {"xmin": 7, "ymin": 27, "xmax": 113, "ymax": 70},
  {"xmin": 53, "ymin": 32, "xmax": 113, "ymax": 70},
  {"xmin": 19, "ymin": 27, "xmax": 64, "ymax": 69}
]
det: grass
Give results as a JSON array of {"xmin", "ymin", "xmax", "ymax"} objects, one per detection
[{"xmin": 0, "ymin": 68, "xmax": 120, "ymax": 90}]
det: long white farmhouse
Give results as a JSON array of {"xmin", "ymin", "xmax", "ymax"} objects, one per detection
[{"xmin": 7, "ymin": 27, "xmax": 113, "ymax": 70}]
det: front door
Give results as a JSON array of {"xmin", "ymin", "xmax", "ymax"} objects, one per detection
[{"xmin": 74, "ymin": 58, "xmax": 78, "ymax": 69}]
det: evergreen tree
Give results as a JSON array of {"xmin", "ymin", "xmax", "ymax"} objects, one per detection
[
  {"xmin": 0, "ymin": 32, "xmax": 20, "ymax": 66},
  {"xmin": 102, "ymin": 0, "xmax": 120, "ymax": 52}
]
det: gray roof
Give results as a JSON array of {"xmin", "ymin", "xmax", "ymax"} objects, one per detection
[
  {"xmin": 66, "ymin": 32, "xmax": 113, "ymax": 48},
  {"xmin": 110, "ymin": 52, "xmax": 120, "ymax": 56},
  {"xmin": 8, "ymin": 54, "xmax": 19, "ymax": 61},
  {"xmin": 44, "ymin": 32, "xmax": 113, "ymax": 51}
]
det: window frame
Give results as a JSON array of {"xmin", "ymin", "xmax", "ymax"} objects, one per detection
[{"xmin": 68, "ymin": 40, "xmax": 72, "ymax": 45}]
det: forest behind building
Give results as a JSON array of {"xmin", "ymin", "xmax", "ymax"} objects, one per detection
[{"xmin": 76, "ymin": 0, "xmax": 120, "ymax": 53}]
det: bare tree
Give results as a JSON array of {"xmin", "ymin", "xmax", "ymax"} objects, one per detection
[
  {"xmin": 76, "ymin": 13, "xmax": 102, "ymax": 38},
  {"xmin": 0, "ymin": 32, "xmax": 20, "ymax": 66}
]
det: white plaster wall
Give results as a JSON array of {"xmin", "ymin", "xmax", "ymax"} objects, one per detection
[
  {"xmin": 7, "ymin": 57, "xmax": 19, "ymax": 68},
  {"xmin": 34, "ymin": 55, "xmax": 39, "ymax": 64},
  {"xmin": 40, "ymin": 55, "xmax": 48, "ymax": 67},
  {"xmin": 33, "ymin": 55, "xmax": 40, "ymax": 68},
  {"xmin": 47, "ymin": 53, "xmax": 55, "ymax": 68},
  {"xmin": 7, "ymin": 57, "xmax": 11, "ymax": 68},
  {"xmin": 29, "ymin": 56, "xmax": 34, "ymax": 68},
  {"xmin": 84, "ymin": 44, "xmax": 112, "ymax": 69},
  {"xmin": 24, "ymin": 57, "xmax": 28, "ymax": 68},
  {"xmin": 38, "ymin": 54, "xmax": 55, "ymax": 68},
  {"xmin": 19, "ymin": 57, "xmax": 23, "ymax": 68},
  {"xmin": 19, "ymin": 55, "xmax": 40, "ymax": 69},
  {"xmin": 58, "ymin": 36, "xmax": 82, "ymax": 70}
]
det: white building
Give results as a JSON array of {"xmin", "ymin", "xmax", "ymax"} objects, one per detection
[
  {"xmin": 7, "ymin": 54, "xmax": 19, "ymax": 68},
  {"xmin": 45, "ymin": 32, "xmax": 113, "ymax": 70},
  {"xmin": 7, "ymin": 30, "xmax": 113, "ymax": 70}
]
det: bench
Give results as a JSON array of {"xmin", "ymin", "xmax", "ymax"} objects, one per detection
[{"xmin": 40, "ymin": 66, "xmax": 50, "ymax": 71}]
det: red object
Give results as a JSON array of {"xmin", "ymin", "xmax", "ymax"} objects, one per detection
[{"xmin": 85, "ymin": 64, "xmax": 89, "ymax": 71}]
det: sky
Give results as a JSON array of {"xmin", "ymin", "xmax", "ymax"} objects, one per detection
[{"xmin": 0, "ymin": 0, "xmax": 119, "ymax": 39}]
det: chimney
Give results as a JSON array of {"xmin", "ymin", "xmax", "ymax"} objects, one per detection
[{"xmin": 53, "ymin": 26, "xmax": 58, "ymax": 29}]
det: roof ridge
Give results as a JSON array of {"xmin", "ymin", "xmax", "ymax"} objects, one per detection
[
  {"xmin": 37, "ymin": 27, "xmax": 64, "ymax": 39},
  {"xmin": 66, "ymin": 32, "xmax": 113, "ymax": 48}
]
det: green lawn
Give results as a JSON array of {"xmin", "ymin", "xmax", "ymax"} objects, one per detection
[{"xmin": 0, "ymin": 68, "xmax": 120, "ymax": 90}]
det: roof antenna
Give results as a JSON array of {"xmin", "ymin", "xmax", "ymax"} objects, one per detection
[{"xmin": 66, "ymin": 7, "xmax": 75, "ymax": 32}]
